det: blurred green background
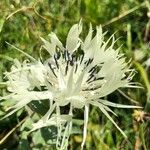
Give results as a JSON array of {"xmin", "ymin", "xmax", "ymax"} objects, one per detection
[{"xmin": 0, "ymin": 0, "xmax": 150, "ymax": 149}]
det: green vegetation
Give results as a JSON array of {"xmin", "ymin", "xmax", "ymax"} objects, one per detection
[{"xmin": 0, "ymin": 0, "xmax": 150, "ymax": 149}]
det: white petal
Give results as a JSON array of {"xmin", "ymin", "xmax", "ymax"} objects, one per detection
[
  {"xmin": 40, "ymin": 37, "xmax": 56, "ymax": 56},
  {"xmin": 67, "ymin": 66, "xmax": 74, "ymax": 92},
  {"xmin": 99, "ymin": 100, "xmax": 142, "ymax": 108},
  {"xmin": 73, "ymin": 70, "xmax": 85, "ymax": 94},
  {"xmin": 91, "ymin": 101, "xmax": 127, "ymax": 138},
  {"xmin": 82, "ymin": 23, "xmax": 93, "ymax": 50},
  {"xmin": 49, "ymin": 32, "xmax": 64, "ymax": 50},
  {"xmin": 66, "ymin": 21, "xmax": 82, "ymax": 52},
  {"xmin": 58, "ymin": 68, "xmax": 66, "ymax": 90}
]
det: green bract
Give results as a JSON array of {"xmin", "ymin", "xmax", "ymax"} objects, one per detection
[{"xmin": 1, "ymin": 21, "xmax": 141, "ymax": 150}]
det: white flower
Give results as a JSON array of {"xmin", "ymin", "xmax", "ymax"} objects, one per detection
[
  {"xmin": 1, "ymin": 59, "xmax": 52, "ymax": 118},
  {"xmin": 1, "ymin": 21, "xmax": 142, "ymax": 149}
]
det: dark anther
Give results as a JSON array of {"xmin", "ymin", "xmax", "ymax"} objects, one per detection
[
  {"xmin": 71, "ymin": 55, "xmax": 75, "ymax": 62},
  {"xmin": 80, "ymin": 53, "xmax": 84, "ymax": 64},
  {"xmin": 85, "ymin": 59, "xmax": 91, "ymax": 67},
  {"xmin": 65, "ymin": 61, "xmax": 69, "ymax": 75},
  {"xmin": 75, "ymin": 55, "xmax": 78, "ymax": 62},
  {"xmin": 96, "ymin": 77, "xmax": 104, "ymax": 80},
  {"xmin": 70, "ymin": 59, "xmax": 74, "ymax": 66},
  {"xmin": 86, "ymin": 74, "xmax": 94, "ymax": 82},
  {"xmin": 75, "ymin": 63, "xmax": 78, "ymax": 73},
  {"xmin": 64, "ymin": 50, "xmax": 70, "ymax": 61},
  {"xmin": 47, "ymin": 80, "xmax": 52, "ymax": 86},
  {"xmin": 48, "ymin": 62, "xmax": 57, "ymax": 77},
  {"xmin": 64, "ymin": 50, "xmax": 67, "ymax": 61},
  {"xmin": 89, "ymin": 66, "xmax": 97, "ymax": 74},
  {"xmin": 83, "ymin": 85, "xmax": 102, "ymax": 91},
  {"xmin": 56, "ymin": 51, "xmax": 60, "ymax": 59},
  {"xmin": 54, "ymin": 55, "xmax": 59, "ymax": 69}
]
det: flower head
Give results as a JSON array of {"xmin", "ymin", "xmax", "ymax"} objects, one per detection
[{"xmin": 1, "ymin": 21, "xmax": 141, "ymax": 149}]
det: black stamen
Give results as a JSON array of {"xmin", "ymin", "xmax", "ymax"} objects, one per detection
[
  {"xmin": 46, "ymin": 79, "xmax": 52, "ymax": 86},
  {"xmin": 66, "ymin": 50, "xmax": 70, "ymax": 61},
  {"xmin": 88, "ymin": 76, "xmax": 104, "ymax": 84},
  {"xmin": 89, "ymin": 66, "xmax": 97, "ymax": 74},
  {"xmin": 56, "ymin": 51, "xmax": 60, "ymax": 59},
  {"xmin": 86, "ymin": 58, "xmax": 93, "ymax": 67},
  {"xmin": 75, "ymin": 63, "xmax": 78, "ymax": 73},
  {"xmin": 48, "ymin": 62, "xmax": 57, "ymax": 77},
  {"xmin": 70, "ymin": 59, "xmax": 74, "ymax": 66},
  {"xmin": 86, "ymin": 74, "xmax": 94, "ymax": 82},
  {"xmin": 95, "ymin": 77, "xmax": 104, "ymax": 80},
  {"xmin": 80, "ymin": 53, "xmax": 84, "ymax": 64},
  {"xmin": 90, "ymin": 58, "xmax": 93, "ymax": 63},
  {"xmin": 64, "ymin": 50, "xmax": 67, "ymax": 61},
  {"xmin": 83, "ymin": 85, "xmax": 102, "ymax": 91},
  {"xmin": 54, "ymin": 55, "xmax": 59, "ymax": 69},
  {"xmin": 65, "ymin": 61, "xmax": 69, "ymax": 75},
  {"xmin": 75, "ymin": 55, "xmax": 78, "ymax": 62}
]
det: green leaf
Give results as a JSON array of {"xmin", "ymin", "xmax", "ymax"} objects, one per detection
[{"xmin": 0, "ymin": 19, "xmax": 5, "ymax": 33}]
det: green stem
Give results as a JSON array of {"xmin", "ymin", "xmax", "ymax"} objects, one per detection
[
  {"xmin": 134, "ymin": 61, "xmax": 150, "ymax": 93},
  {"xmin": 140, "ymin": 123, "xmax": 147, "ymax": 150},
  {"xmin": 134, "ymin": 61, "xmax": 150, "ymax": 111}
]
